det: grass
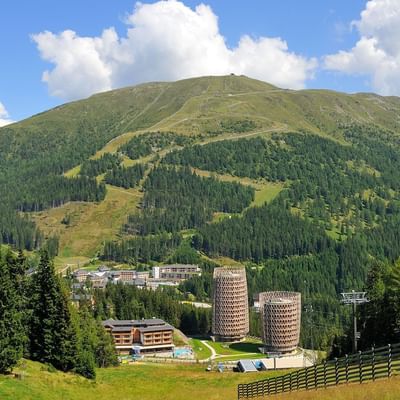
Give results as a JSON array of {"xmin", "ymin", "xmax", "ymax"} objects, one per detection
[
  {"xmin": 189, "ymin": 338, "xmax": 263, "ymax": 362},
  {"xmin": 207, "ymin": 340, "xmax": 262, "ymax": 357},
  {"xmin": 265, "ymin": 376, "xmax": 400, "ymax": 400},
  {"xmin": 211, "ymin": 256, "xmax": 243, "ymax": 267},
  {"xmin": 190, "ymin": 338, "xmax": 213, "ymax": 360},
  {"xmin": 2, "ymin": 360, "xmax": 399, "ymax": 400},
  {"xmin": 54, "ymin": 256, "xmax": 91, "ymax": 272},
  {"xmin": 31, "ymin": 184, "xmax": 142, "ymax": 267},
  {"xmin": 251, "ymin": 182, "xmax": 284, "ymax": 206},
  {"xmin": 173, "ymin": 331, "xmax": 188, "ymax": 347},
  {"xmin": 191, "ymin": 168, "xmax": 283, "ymax": 208},
  {"xmin": 0, "ymin": 360, "xmax": 272, "ymax": 400}
]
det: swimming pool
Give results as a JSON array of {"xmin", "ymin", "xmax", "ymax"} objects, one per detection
[{"xmin": 174, "ymin": 348, "xmax": 193, "ymax": 358}]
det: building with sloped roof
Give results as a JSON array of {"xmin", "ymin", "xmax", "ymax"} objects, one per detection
[{"xmin": 103, "ymin": 318, "xmax": 174, "ymax": 355}]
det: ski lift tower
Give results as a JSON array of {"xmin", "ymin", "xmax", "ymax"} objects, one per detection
[{"xmin": 340, "ymin": 290, "xmax": 369, "ymax": 353}]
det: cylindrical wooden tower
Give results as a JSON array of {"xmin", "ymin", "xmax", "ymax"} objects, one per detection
[
  {"xmin": 212, "ymin": 266, "xmax": 249, "ymax": 342},
  {"xmin": 259, "ymin": 291, "xmax": 301, "ymax": 353}
]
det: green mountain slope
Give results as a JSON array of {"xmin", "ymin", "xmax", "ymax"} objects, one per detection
[
  {"xmin": 1, "ymin": 74, "xmax": 400, "ymax": 259},
  {"xmin": 3, "ymin": 74, "xmax": 400, "ymax": 350}
]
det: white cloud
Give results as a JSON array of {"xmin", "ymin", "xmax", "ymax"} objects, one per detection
[
  {"xmin": 32, "ymin": 0, "xmax": 317, "ymax": 101},
  {"xmin": 0, "ymin": 102, "xmax": 14, "ymax": 127},
  {"xmin": 324, "ymin": 0, "xmax": 400, "ymax": 95}
]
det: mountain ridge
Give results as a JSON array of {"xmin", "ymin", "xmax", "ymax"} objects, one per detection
[
  {"xmin": 4, "ymin": 74, "xmax": 400, "ymax": 137},
  {"xmin": 2, "ymin": 74, "xmax": 400, "ymax": 264}
]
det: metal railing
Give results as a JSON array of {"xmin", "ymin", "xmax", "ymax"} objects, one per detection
[{"xmin": 238, "ymin": 343, "xmax": 400, "ymax": 399}]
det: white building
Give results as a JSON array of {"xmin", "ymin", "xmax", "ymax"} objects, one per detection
[{"xmin": 152, "ymin": 264, "xmax": 201, "ymax": 281}]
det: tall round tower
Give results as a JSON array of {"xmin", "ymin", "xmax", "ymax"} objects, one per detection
[
  {"xmin": 212, "ymin": 266, "xmax": 249, "ymax": 342},
  {"xmin": 259, "ymin": 291, "xmax": 301, "ymax": 353}
]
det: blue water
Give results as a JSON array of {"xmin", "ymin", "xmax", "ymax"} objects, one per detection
[{"xmin": 174, "ymin": 348, "xmax": 192, "ymax": 357}]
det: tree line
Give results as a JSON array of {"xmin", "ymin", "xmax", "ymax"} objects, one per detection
[
  {"xmin": 119, "ymin": 131, "xmax": 192, "ymax": 160},
  {"xmin": 193, "ymin": 199, "xmax": 332, "ymax": 262},
  {"xmin": 80, "ymin": 153, "xmax": 121, "ymax": 177},
  {"xmin": 93, "ymin": 283, "xmax": 211, "ymax": 337},
  {"xmin": 163, "ymin": 132, "xmax": 400, "ymax": 236},
  {"xmin": 102, "ymin": 232, "xmax": 181, "ymax": 263},
  {"xmin": 104, "ymin": 163, "xmax": 147, "ymax": 189},
  {"xmin": 123, "ymin": 165, "xmax": 254, "ymax": 236},
  {"xmin": 0, "ymin": 250, "xmax": 117, "ymax": 378}
]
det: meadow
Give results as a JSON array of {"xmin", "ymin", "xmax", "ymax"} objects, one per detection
[{"xmin": 1, "ymin": 360, "xmax": 399, "ymax": 400}]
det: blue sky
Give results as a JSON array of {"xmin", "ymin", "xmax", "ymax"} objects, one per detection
[{"xmin": 0, "ymin": 0, "xmax": 396, "ymax": 123}]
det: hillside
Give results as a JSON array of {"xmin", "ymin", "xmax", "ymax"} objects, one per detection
[
  {"xmin": 0, "ymin": 360, "xmax": 399, "ymax": 400},
  {"xmin": 2, "ymin": 74, "xmax": 400, "ymax": 258},
  {"xmin": 3, "ymin": 75, "xmax": 400, "ymax": 350}
]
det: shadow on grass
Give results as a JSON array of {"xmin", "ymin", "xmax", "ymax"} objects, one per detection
[{"xmin": 230, "ymin": 342, "xmax": 261, "ymax": 353}]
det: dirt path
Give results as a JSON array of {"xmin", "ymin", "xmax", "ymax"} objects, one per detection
[{"xmin": 201, "ymin": 341, "xmax": 217, "ymax": 361}]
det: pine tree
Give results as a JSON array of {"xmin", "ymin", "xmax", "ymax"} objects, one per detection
[
  {"xmin": 95, "ymin": 321, "xmax": 118, "ymax": 368},
  {"xmin": 28, "ymin": 251, "xmax": 79, "ymax": 372},
  {"xmin": 198, "ymin": 310, "xmax": 210, "ymax": 335},
  {"xmin": 0, "ymin": 253, "xmax": 26, "ymax": 373}
]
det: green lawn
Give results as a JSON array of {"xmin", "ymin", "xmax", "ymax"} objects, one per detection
[
  {"xmin": 0, "ymin": 360, "xmax": 276, "ymax": 400},
  {"xmin": 190, "ymin": 338, "xmax": 263, "ymax": 361},
  {"xmin": 190, "ymin": 338, "xmax": 212, "ymax": 360},
  {"xmin": 2, "ymin": 359, "xmax": 400, "ymax": 400},
  {"xmin": 208, "ymin": 340, "xmax": 262, "ymax": 357}
]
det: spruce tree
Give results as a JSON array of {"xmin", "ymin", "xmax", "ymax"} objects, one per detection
[
  {"xmin": 29, "ymin": 251, "xmax": 79, "ymax": 372},
  {"xmin": 95, "ymin": 320, "xmax": 118, "ymax": 368},
  {"xmin": 0, "ymin": 253, "xmax": 26, "ymax": 373}
]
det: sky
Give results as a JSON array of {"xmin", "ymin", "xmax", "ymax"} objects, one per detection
[{"xmin": 0, "ymin": 0, "xmax": 398, "ymax": 125}]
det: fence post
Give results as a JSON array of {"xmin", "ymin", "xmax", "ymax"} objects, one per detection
[
  {"xmin": 345, "ymin": 355, "xmax": 349, "ymax": 383},
  {"xmin": 314, "ymin": 363, "xmax": 318, "ymax": 389},
  {"xmin": 335, "ymin": 358, "xmax": 339, "ymax": 385},
  {"xmin": 388, "ymin": 344, "xmax": 392, "ymax": 378},
  {"xmin": 297, "ymin": 370, "xmax": 300, "ymax": 390},
  {"xmin": 290, "ymin": 372, "xmax": 293, "ymax": 392},
  {"xmin": 358, "ymin": 351, "xmax": 363, "ymax": 383},
  {"xmin": 305, "ymin": 367, "xmax": 309, "ymax": 390},
  {"xmin": 371, "ymin": 347, "xmax": 376, "ymax": 381},
  {"xmin": 267, "ymin": 378, "xmax": 270, "ymax": 395},
  {"xmin": 323, "ymin": 361, "xmax": 327, "ymax": 387}
]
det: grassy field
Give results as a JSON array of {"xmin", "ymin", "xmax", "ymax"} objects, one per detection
[
  {"xmin": 32, "ymin": 184, "xmax": 142, "ymax": 267},
  {"xmin": 190, "ymin": 338, "xmax": 213, "ymax": 360},
  {"xmin": 251, "ymin": 182, "xmax": 285, "ymax": 206},
  {"xmin": 268, "ymin": 376, "xmax": 400, "ymax": 400},
  {"xmin": 0, "ymin": 360, "xmax": 273, "ymax": 400},
  {"xmin": 207, "ymin": 340, "xmax": 262, "ymax": 357},
  {"xmin": 1, "ymin": 360, "xmax": 399, "ymax": 400},
  {"xmin": 189, "ymin": 338, "xmax": 263, "ymax": 362},
  {"xmin": 188, "ymin": 337, "xmax": 264, "ymax": 362},
  {"xmin": 193, "ymin": 168, "xmax": 284, "ymax": 203}
]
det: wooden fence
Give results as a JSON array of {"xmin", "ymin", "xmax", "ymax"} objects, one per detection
[{"xmin": 237, "ymin": 343, "xmax": 400, "ymax": 399}]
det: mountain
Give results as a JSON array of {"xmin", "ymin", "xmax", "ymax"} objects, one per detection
[
  {"xmin": 1, "ymin": 74, "xmax": 400, "ymax": 260},
  {"xmin": 3, "ymin": 74, "xmax": 400, "ymax": 348}
]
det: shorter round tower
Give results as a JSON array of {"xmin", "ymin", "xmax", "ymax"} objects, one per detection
[
  {"xmin": 259, "ymin": 291, "xmax": 301, "ymax": 353},
  {"xmin": 212, "ymin": 267, "xmax": 249, "ymax": 341}
]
